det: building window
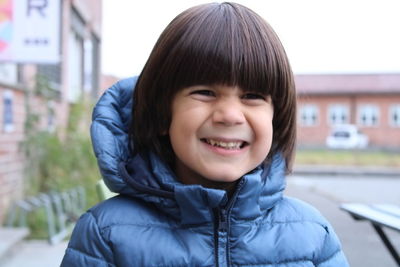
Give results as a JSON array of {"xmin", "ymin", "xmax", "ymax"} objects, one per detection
[
  {"xmin": 83, "ymin": 39, "xmax": 93, "ymax": 93},
  {"xmin": 328, "ymin": 104, "xmax": 349, "ymax": 125},
  {"xmin": 67, "ymin": 8, "xmax": 85, "ymax": 103},
  {"xmin": 83, "ymin": 34, "xmax": 100, "ymax": 97},
  {"xmin": 67, "ymin": 30, "xmax": 83, "ymax": 102},
  {"xmin": 389, "ymin": 105, "xmax": 400, "ymax": 127},
  {"xmin": 299, "ymin": 104, "xmax": 319, "ymax": 126},
  {"xmin": 0, "ymin": 63, "xmax": 22, "ymax": 85},
  {"xmin": 3, "ymin": 90, "xmax": 14, "ymax": 133},
  {"xmin": 358, "ymin": 105, "xmax": 379, "ymax": 126}
]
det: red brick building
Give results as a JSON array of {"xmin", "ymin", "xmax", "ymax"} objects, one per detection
[
  {"xmin": 296, "ymin": 73, "xmax": 400, "ymax": 149},
  {"xmin": 0, "ymin": 0, "xmax": 102, "ymax": 223}
]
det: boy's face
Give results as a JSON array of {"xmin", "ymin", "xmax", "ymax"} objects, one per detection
[{"xmin": 169, "ymin": 85, "xmax": 274, "ymax": 187}]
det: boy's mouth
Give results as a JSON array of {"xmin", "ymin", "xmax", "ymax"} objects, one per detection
[{"xmin": 201, "ymin": 138, "xmax": 247, "ymax": 149}]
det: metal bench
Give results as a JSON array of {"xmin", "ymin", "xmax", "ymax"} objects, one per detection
[
  {"xmin": 341, "ymin": 203, "xmax": 400, "ymax": 266},
  {"xmin": 6, "ymin": 187, "xmax": 86, "ymax": 245}
]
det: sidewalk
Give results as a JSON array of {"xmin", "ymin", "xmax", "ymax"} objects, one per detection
[{"xmin": 0, "ymin": 240, "xmax": 68, "ymax": 267}]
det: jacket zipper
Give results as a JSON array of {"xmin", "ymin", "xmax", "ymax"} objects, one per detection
[
  {"xmin": 214, "ymin": 179, "xmax": 245, "ymax": 267},
  {"xmin": 214, "ymin": 208, "xmax": 228, "ymax": 267}
]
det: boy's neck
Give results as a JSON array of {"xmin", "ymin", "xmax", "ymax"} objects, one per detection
[
  {"xmin": 185, "ymin": 177, "xmax": 238, "ymax": 197},
  {"xmin": 174, "ymin": 164, "xmax": 238, "ymax": 195}
]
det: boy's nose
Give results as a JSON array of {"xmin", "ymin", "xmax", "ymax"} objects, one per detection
[{"xmin": 212, "ymin": 100, "xmax": 245, "ymax": 126}]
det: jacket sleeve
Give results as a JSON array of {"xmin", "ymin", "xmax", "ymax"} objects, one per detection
[
  {"xmin": 60, "ymin": 211, "xmax": 115, "ymax": 267},
  {"xmin": 315, "ymin": 223, "xmax": 349, "ymax": 267}
]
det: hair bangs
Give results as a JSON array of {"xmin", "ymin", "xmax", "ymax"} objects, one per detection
[{"xmin": 161, "ymin": 3, "xmax": 287, "ymax": 97}]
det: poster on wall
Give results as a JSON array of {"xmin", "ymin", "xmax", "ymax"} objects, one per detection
[{"xmin": 0, "ymin": 0, "xmax": 61, "ymax": 63}]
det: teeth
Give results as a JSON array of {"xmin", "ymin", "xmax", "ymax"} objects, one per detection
[{"xmin": 206, "ymin": 139, "xmax": 243, "ymax": 149}]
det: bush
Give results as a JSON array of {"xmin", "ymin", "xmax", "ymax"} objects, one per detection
[
  {"xmin": 20, "ymin": 97, "xmax": 101, "ymax": 239},
  {"xmin": 22, "ymin": 99, "xmax": 100, "ymax": 203}
]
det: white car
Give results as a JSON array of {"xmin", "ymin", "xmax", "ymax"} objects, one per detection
[{"xmin": 326, "ymin": 124, "xmax": 369, "ymax": 149}]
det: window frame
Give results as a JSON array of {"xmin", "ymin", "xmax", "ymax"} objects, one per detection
[
  {"xmin": 299, "ymin": 104, "xmax": 319, "ymax": 127},
  {"xmin": 357, "ymin": 104, "xmax": 380, "ymax": 127},
  {"xmin": 389, "ymin": 104, "xmax": 400, "ymax": 127},
  {"xmin": 328, "ymin": 104, "xmax": 350, "ymax": 126}
]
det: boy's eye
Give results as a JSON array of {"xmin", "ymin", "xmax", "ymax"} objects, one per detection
[
  {"xmin": 190, "ymin": 90, "xmax": 215, "ymax": 96},
  {"xmin": 242, "ymin": 93, "xmax": 266, "ymax": 100}
]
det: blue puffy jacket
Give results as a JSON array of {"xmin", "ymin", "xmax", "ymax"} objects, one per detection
[{"xmin": 61, "ymin": 77, "xmax": 349, "ymax": 267}]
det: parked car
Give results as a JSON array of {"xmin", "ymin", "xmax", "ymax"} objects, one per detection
[{"xmin": 326, "ymin": 124, "xmax": 369, "ymax": 149}]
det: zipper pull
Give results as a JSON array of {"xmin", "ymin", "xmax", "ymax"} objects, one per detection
[{"xmin": 219, "ymin": 209, "xmax": 227, "ymax": 231}]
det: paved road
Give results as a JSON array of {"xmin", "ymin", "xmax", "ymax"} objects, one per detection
[
  {"xmin": 2, "ymin": 174, "xmax": 399, "ymax": 267},
  {"xmin": 286, "ymin": 174, "xmax": 400, "ymax": 267}
]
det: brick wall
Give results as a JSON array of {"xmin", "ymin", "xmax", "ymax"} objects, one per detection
[
  {"xmin": 0, "ymin": 86, "xmax": 25, "ymax": 222},
  {"xmin": 0, "ymin": 81, "xmax": 70, "ymax": 223},
  {"xmin": 297, "ymin": 94, "xmax": 400, "ymax": 148}
]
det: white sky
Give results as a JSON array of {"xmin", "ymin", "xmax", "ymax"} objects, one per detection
[{"xmin": 101, "ymin": 0, "xmax": 400, "ymax": 78}]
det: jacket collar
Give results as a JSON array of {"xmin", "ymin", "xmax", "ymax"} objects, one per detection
[
  {"xmin": 91, "ymin": 77, "xmax": 286, "ymax": 225},
  {"xmin": 119, "ymin": 151, "xmax": 285, "ymax": 225}
]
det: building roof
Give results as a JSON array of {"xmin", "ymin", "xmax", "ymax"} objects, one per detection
[{"xmin": 295, "ymin": 73, "xmax": 400, "ymax": 95}]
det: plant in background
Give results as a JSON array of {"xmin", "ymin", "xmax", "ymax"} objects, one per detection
[
  {"xmin": 22, "ymin": 98, "xmax": 100, "ymax": 204},
  {"xmin": 18, "ymin": 75, "xmax": 101, "ymax": 239}
]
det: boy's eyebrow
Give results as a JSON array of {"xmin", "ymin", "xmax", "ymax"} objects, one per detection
[
  {"xmin": 241, "ymin": 87, "xmax": 270, "ymax": 94},
  {"xmin": 182, "ymin": 85, "xmax": 213, "ymax": 91}
]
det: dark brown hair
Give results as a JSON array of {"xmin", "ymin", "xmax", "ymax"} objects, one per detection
[{"xmin": 130, "ymin": 2, "xmax": 297, "ymax": 173}]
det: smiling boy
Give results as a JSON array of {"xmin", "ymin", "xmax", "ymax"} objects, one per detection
[
  {"xmin": 170, "ymin": 85, "xmax": 273, "ymax": 188},
  {"xmin": 61, "ymin": 3, "xmax": 349, "ymax": 266}
]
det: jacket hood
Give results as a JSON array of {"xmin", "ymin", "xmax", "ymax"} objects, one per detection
[{"xmin": 91, "ymin": 77, "xmax": 287, "ymax": 225}]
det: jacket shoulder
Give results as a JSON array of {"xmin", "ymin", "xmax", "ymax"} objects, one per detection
[
  {"xmin": 62, "ymin": 195, "xmax": 172, "ymax": 266},
  {"xmin": 61, "ymin": 207, "xmax": 115, "ymax": 266},
  {"xmin": 272, "ymin": 196, "xmax": 329, "ymax": 225},
  {"xmin": 89, "ymin": 194, "xmax": 172, "ymax": 228},
  {"xmin": 265, "ymin": 196, "xmax": 348, "ymax": 265}
]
